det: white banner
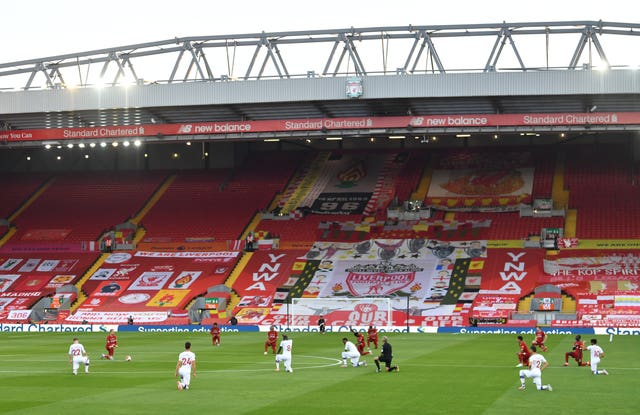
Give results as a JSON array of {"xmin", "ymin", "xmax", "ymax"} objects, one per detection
[
  {"xmin": 0, "ymin": 258, "xmax": 22, "ymax": 271},
  {"xmin": 67, "ymin": 311, "xmax": 168, "ymax": 323},
  {"xmin": 134, "ymin": 251, "xmax": 239, "ymax": 258},
  {"xmin": 0, "ymin": 275, "xmax": 20, "ymax": 292},
  {"xmin": 89, "ymin": 268, "xmax": 116, "ymax": 280},
  {"xmin": 8, "ymin": 309, "xmax": 32, "ymax": 320}
]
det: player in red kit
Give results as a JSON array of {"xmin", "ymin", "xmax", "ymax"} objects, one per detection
[
  {"xmin": 210, "ymin": 322, "xmax": 221, "ymax": 346},
  {"xmin": 101, "ymin": 329, "xmax": 118, "ymax": 360},
  {"xmin": 367, "ymin": 325, "xmax": 379, "ymax": 349},
  {"xmin": 351, "ymin": 328, "xmax": 371, "ymax": 356},
  {"xmin": 531, "ymin": 326, "xmax": 548, "ymax": 352},
  {"xmin": 516, "ymin": 335, "xmax": 531, "ymax": 367},
  {"xmin": 564, "ymin": 334, "xmax": 589, "ymax": 366},
  {"xmin": 264, "ymin": 326, "xmax": 278, "ymax": 355}
]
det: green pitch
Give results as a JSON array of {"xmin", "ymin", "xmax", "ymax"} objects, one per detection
[{"xmin": 1, "ymin": 331, "xmax": 639, "ymax": 415}]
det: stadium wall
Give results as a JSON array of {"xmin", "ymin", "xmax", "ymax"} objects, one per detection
[{"xmin": 2, "ymin": 71, "xmax": 640, "ymax": 114}]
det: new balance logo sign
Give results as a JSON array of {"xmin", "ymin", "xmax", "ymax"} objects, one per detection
[{"xmin": 178, "ymin": 124, "xmax": 193, "ymax": 133}]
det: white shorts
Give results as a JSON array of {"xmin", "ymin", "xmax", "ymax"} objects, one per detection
[
  {"xmin": 342, "ymin": 351, "xmax": 360, "ymax": 360},
  {"xmin": 178, "ymin": 366, "xmax": 192, "ymax": 386},
  {"xmin": 71, "ymin": 356, "xmax": 88, "ymax": 371}
]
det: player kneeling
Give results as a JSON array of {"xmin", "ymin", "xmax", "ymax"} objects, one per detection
[
  {"xmin": 275, "ymin": 335, "xmax": 293, "ymax": 373},
  {"xmin": 518, "ymin": 346, "xmax": 552, "ymax": 391}
]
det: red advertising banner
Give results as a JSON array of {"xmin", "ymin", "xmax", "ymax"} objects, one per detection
[{"xmin": 3, "ymin": 112, "xmax": 640, "ymax": 142}]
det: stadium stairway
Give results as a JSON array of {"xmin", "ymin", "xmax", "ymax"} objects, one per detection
[
  {"xmin": 241, "ymin": 214, "xmax": 263, "ymax": 241},
  {"xmin": 444, "ymin": 212, "xmax": 456, "ymax": 222},
  {"xmin": 549, "ymin": 153, "xmax": 578, "ymax": 237},
  {"xmin": 561, "ymin": 293, "xmax": 577, "ymax": 313},
  {"xmin": 551, "ymin": 153, "xmax": 570, "ymax": 209},
  {"xmin": 221, "ymin": 252, "xmax": 254, "ymax": 314},
  {"xmin": 104, "ymin": 174, "xmax": 173, "ymax": 247},
  {"xmin": 517, "ymin": 294, "xmax": 534, "ymax": 313},
  {"xmin": 71, "ymin": 253, "xmax": 111, "ymax": 312},
  {"xmin": 0, "ymin": 225, "xmax": 17, "ymax": 248},
  {"xmin": 5, "ymin": 176, "xmax": 54, "ymax": 223},
  {"xmin": 278, "ymin": 152, "xmax": 330, "ymax": 213},
  {"xmin": 129, "ymin": 174, "xmax": 175, "ymax": 226},
  {"xmin": 224, "ymin": 252, "xmax": 253, "ymax": 289},
  {"xmin": 411, "ymin": 163, "xmax": 434, "ymax": 202},
  {"xmin": 132, "ymin": 226, "xmax": 147, "ymax": 245},
  {"xmin": 1, "ymin": 176, "xmax": 55, "ymax": 245},
  {"xmin": 564, "ymin": 209, "xmax": 577, "ymax": 238}
]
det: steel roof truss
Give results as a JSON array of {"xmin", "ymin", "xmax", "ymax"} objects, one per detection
[{"xmin": 406, "ymin": 30, "xmax": 445, "ymax": 74}]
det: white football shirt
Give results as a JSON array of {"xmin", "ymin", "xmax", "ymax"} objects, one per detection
[
  {"xmin": 587, "ymin": 344, "xmax": 604, "ymax": 362},
  {"xmin": 528, "ymin": 353, "xmax": 547, "ymax": 370},
  {"xmin": 344, "ymin": 340, "xmax": 358, "ymax": 354},
  {"xmin": 280, "ymin": 339, "xmax": 293, "ymax": 357},
  {"xmin": 68, "ymin": 343, "xmax": 86, "ymax": 358},
  {"xmin": 178, "ymin": 351, "xmax": 196, "ymax": 371}
]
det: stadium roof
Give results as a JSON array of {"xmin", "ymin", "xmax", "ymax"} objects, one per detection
[{"xmin": 0, "ymin": 21, "xmax": 639, "ymax": 145}]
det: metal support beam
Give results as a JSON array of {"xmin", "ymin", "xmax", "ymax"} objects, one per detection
[{"xmin": 0, "ymin": 21, "xmax": 637, "ymax": 89}]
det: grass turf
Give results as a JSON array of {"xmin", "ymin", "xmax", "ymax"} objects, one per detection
[{"xmin": 0, "ymin": 331, "xmax": 638, "ymax": 414}]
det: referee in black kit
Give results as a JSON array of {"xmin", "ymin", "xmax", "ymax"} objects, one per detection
[{"xmin": 374, "ymin": 336, "xmax": 399, "ymax": 373}]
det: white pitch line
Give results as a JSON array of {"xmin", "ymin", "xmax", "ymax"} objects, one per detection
[
  {"xmin": 0, "ymin": 355, "xmax": 343, "ymax": 374},
  {"xmin": 402, "ymin": 363, "xmax": 640, "ymax": 371}
]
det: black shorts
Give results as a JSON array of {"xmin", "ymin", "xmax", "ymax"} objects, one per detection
[{"xmin": 378, "ymin": 355, "xmax": 392, "ymax": 368}]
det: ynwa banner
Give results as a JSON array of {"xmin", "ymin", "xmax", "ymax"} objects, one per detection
[
  {"xmin": 477, "ymin": 249, "xmax": 544, "ymax": 295},
  {"xmin": 233, "ymin": 251, "xmax": 305, "ymax": 299}
]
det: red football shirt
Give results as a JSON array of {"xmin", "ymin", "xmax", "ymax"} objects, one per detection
[{"xmin": 106, "ymin": 334, "xmax": 117, "ymax": 348}]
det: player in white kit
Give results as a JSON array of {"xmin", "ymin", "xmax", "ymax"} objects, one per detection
[
  {"xmin": 518, "ymin": 346, "xmax": 552, "ymax": 391},
  {"xmin": 175, "ymin": 341, "xmax": 197, "ymax": 390},
  {"xmin": 275, "ymin": 335, "xmax": 293, "ymax": 372},
  {"xmin": 68, "ymin": 338, "xmax": 90, "ymax": 375},
  {"xmin": 586, "ymin": 338, "xmax": 609, "ymax": 375},
  {"xmin": 341, "ymin": 337, "xmax": 366, "ymax": 367}
]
